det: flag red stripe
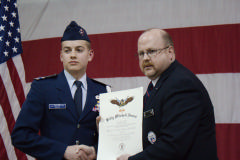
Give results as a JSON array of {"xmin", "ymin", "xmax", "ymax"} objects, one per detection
[
  {"xmin": 22, "ymin": 24, "xmax": 240, "ymax": 82},
  {"xmin": 0, "ymin": 134, "xmax": 8, "ymax": 160},
  {"xmin": 168, "ymin": 24, "xmax": 240, "ymax": 74},
  {"xmin": 7, "ymin": 59, "xmax": 25, "ymax": 106},
  {"xmin": 14, "ymin": 148, "xmax": 28, "ymax": 160},
  {"xmin": 216, "ymin": 124, "xmax": 240, "ymax": 160},
  {"xmin": 22, "ymin": 38, "xmax": 62, "ymax": 82},
  {"xmin": 0, "ymin": 77, "xmax": 28, "ymax": 160}
]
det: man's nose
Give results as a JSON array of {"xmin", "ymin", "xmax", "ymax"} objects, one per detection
[
  {"xmin": 70, "ymin": 51, "xmax": 77, "ymax": 57},
  {"xmin": 143, "ymin": 52, "xmax": 150, "ymax": 60}
]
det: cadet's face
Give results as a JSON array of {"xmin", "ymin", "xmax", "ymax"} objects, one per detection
[
  {"xmin": 138, "ymin": 30, "xmax": 173, "ymax": 80},
  {"xmin": 60, "ymin": 40, "xmax": 93, "ymax": 76}
]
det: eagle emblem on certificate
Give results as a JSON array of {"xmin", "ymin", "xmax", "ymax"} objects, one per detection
[{"xmin": 110, "ymin": 96, "xmax": 134, "ymax": 112}]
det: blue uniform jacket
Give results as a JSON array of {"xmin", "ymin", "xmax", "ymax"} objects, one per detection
[
  {"xmin": 129, "ymin": 60, "xmax": 218, "ymax": 160},
  {"xmin": 11, "ymin": 71, "xmax": 107, "ymax": 160}
]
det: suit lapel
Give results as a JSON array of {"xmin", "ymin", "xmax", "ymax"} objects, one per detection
[
  {"xmin": 56, "ymin": 71, "xmax": 78, "ymax": 120},
  {"xmin": 79, "ymin": 77, "xmax": 98, "ymax": 120},
  {"xmin": 146, "ymin": 61, "xmax": 179, "ymax": 106}
]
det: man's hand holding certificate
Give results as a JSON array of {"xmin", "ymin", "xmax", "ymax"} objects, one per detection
[{"xmin": 97, "ymin": 87, "xmax": 143, "ymax": 160}]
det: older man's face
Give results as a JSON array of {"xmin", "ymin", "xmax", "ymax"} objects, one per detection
[{"xmin": 138, "ymin": 30, "xmax": 173, "ymax": 80}]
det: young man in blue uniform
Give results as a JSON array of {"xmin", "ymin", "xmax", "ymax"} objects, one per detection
[
  {"xmin": 11, "ymin": 21, "xmax": 109, "ymax": 160},
  {"xmin": 117, "ymin": 29, "xmax": 218, "ymax": 160}
]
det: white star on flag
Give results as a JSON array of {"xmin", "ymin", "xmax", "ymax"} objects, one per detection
[
  {"xmin": 12, "ymin": 12, "xmax": 17, "ymax": 18},
  {"xmin": 4, "ymin": 5, "xmax": 9, "ymax": 11},
  {"xmin": 9, "ymin": 21, "xmax": 14, "ymax": 27},
  {"xmin": 3, "ymin": 50, "xmax": 8, "ymax": 56},
  {"xmin": 8, "ymin": 31, "xmax": 12, "ymax": 37},
  {"xmin": 12, "ymin": 46, "xmax": 17, "ymax": 52},
  {"xmin": 14, "ymin": 37, "xmax": 19, "ymax": 43},
  {"xmin": 2, "ymin": 15, "xmax": 7, "ymax": 21},
  {"xmin": 0, "ymin": 25, "xmax": 5, "ymax": 31},
  {"xmin": 5, "ymin": 41, "xmax": 10, "ymax": 46}
]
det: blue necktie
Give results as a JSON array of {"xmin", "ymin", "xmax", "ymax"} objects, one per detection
[
  {"xmin": 74, "ymin": 81, "xmax": 82, "ymax": 116},
  {"xmin": 144, "ymin": 82, "xmax": 153, "ymax": 106}
]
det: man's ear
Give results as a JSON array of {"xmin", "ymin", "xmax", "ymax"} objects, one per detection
[
  {"xmin": 60, "ymin": 51, "xmax": 63, "ymax": 62},
  {"xmin": 168, "ymin": 46, "xmax": 175, "ymax": 62},
  {"xmin": 88, "ymin": 49, "xmax": 94, "ymax": 62}
]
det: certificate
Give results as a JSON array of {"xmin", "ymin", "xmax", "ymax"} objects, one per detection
[{"xmin": 97, "ymin": 87, "xmax": 143, "ymax": 160}]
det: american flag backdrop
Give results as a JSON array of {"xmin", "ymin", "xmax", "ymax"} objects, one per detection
[
  {"xmin": 1, "ymin": 0, "xmax": 240, "ymax": 160},
  {"xmin": 0, "ymin": 0, "xmax": 32, "ymax": 159}
]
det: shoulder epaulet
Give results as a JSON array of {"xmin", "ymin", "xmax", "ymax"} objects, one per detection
[
  {"xmin": 34, "ymin": 74, "xmax": 57, "ymax": 80},
  {"xmin": 91, "ymin": 79, "xmax": 112, "ymax": 87},
  {"xmin": 91, "ymin": 79, "xmax": 112, "ymax": 93},
  {"xmin": 91, "ymin": 79, "xmax": 108, "ymax": 86}
]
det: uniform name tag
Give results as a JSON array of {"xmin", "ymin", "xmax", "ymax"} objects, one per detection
[
  {"xmin": 144, "ymin": 108, "xmax": 154, "ymax": 118},
  {"xmin": 49, "ymin": 104, "xmax": 66, "ymax": 109}
]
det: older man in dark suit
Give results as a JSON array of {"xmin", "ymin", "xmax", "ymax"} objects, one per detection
[
  {"xmin": 118, "ymin": 29, "xmax": 218, "ymax": 160},
  {"xmin": 11, "ymin": 21, "xmax": 109, "ymax": 160}
]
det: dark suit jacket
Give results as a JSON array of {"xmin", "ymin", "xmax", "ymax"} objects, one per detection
[
  {"xmin": 129, "ymin": 60, "xmax": 218, "ymax": 160},
  {"xmin": 11, "ymin": 71, "xmax": 107, "ymax": 160}
]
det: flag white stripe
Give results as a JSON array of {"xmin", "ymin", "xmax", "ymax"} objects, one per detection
[
  {"xmin": 18, "ymin": 0, "xmax": 240, "ymax": 41},
  {"xmin": 198, "ymin": 73, "xmax": 240, "ymax": 123},
  {"xmin": 96, "ymin": 73, "xmax": 240, "ymax": 123},
  {"xmin": 0, "ymin": 105, "xmax": 17, "ymax": 160},
  {"xmin": 22, "ymin": 73, "xmax": 240, "ymax": 123},
  {"xmin": 23, "ymin": 72, "xmax": 240, "ymax": 123},
  {"xmin": 96, "ymin": 76, "xmax": 150, "ymax": 92},
  {"xmin": 26, "ymin": 153, "xmax": 35, "ymax": 160},
  {"xmin": 12, "ymin": 55, "xmax": 31, "ymax": 97}
]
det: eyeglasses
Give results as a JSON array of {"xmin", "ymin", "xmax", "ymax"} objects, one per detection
[{"xmin": 137, "ymin": 46, "xmax": 169, "ymax": 59}]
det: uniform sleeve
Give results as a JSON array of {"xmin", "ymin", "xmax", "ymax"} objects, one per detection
[{"xmin": 11, "ymin": 80, "xmax": 67, "ymax": 160}]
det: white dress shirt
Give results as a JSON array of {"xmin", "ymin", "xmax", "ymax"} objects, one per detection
[
  {"xmin": 64, "ymin": 70, "xmax": 87, "ymax": 110},
  {"xmin": 152, "ymin": 76, "xmax": 160, "ymax": 87}
]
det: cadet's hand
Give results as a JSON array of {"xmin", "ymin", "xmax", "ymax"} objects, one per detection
[
  {"xmin": 64, "ymin": 145, "xmax": 88, "ymax": 160},
  {"xmin": 117, "ymin": 154, "xmax": 131, "ymax": 160},
  {"xmin": 96, "ymin": 116, "xmax": 101, "ymax": 132},
  {"xmin": 79, "ymin": 145, "xmax": 96, "ymax": 160}
]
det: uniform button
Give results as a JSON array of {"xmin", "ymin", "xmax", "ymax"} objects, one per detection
[
  {"xmin": 77, "ymin": 124, "xmax": 80, "ymax": 128},
  {"xmin": 76, "ymin": 140, "xmax": 79, "ymax": 145}
]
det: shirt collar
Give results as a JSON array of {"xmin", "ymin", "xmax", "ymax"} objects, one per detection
[
  {"xmin": 151, "ymin": 76, "xmax": 160, "ymax": 87},
  {"xmin": 64, "ymin": 70, "xmax": 87, "ymax": 90}
]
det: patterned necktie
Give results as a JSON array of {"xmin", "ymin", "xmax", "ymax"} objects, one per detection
[
  {"xmin": 74, "ymin": 81, "xmax": 82, "ymax": 116},
  {"xmin": 144, "ymin": 82, "xmax": 153, "ymax": 106}
]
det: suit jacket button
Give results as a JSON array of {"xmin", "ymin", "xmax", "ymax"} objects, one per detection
[{"xmin": 77, "ymin": 124, "xmax": 80, "ymax": 128}]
